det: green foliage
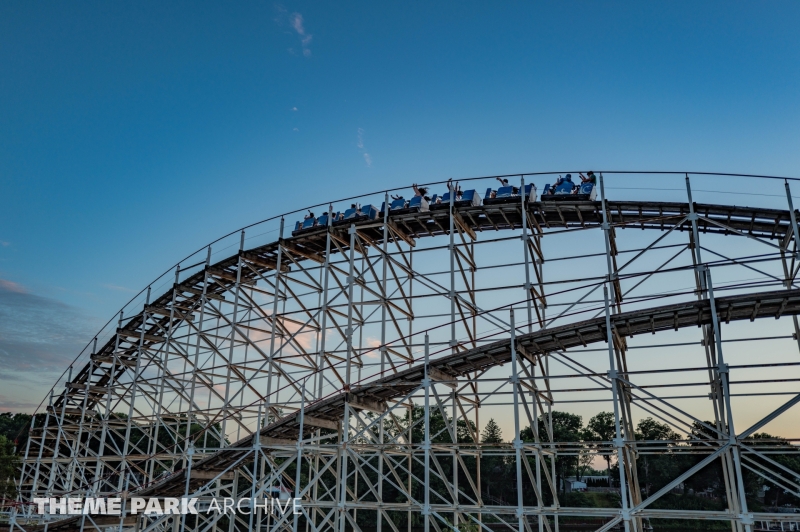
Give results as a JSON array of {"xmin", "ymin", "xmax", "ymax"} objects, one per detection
[
  {"xmin": 584, "ymin": 411, "xmax": 615, "ymax": 484},
  {"xmin": 0, "ymin": 413, "xmax": 33, "ymax": 451},
  {"xmin": 0, "ymin": 435, "xmax": 19, "ymax": 497},
  {"xmin": 520, "ymin": 411, "xmax": 583, "ymax": 496},
  {"xmin": 560, "ymin": 490, "xmax": 594, "ymax": 507},
  {"xmin": 481, "ymin": 418, "xmax": 503, "ymax": 444},
  {"xmin": 635, "ymin": 417, "xmax": 682, "ymax": 497}
]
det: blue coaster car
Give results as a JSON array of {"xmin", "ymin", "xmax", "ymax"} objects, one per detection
[
  {"xmin": 483, "ymin": 183, "xmax": 536, "ymax": 205},
  {"xmin": 430, "ymin": 189, "xmax": 481, "ymax": 210},
  {"xmin": 333, "ymin": 204, "xmax": 379, "ymax": 225},
  {"xmin": 382, "ymin": 195, "xmax": 432, "ymax": 215},
  {"xmin": 408, "ymin": 195, "xmax": 430, "ymax": 212},
  {"xmin": 541, "ymin": 176, "xmax": 597, "ymax": 201},
  {"xmin": 292, "ymin": 216, "xmax": 319, "ymax": 236},
  {"xmin": 390, "ymin": 197, "xmax": 407, "ymax": 210},
  {"xmin": 317, "ymin": 212, "xmax": 340, "ymax": 228}
]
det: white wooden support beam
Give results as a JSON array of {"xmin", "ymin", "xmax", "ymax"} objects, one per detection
[
  {"xmin": 206, "ymin": 267, "xmax": 257, "ymax": 285},
  {"xmin": 116, "ymin": 329, "xmax": 167, "ymax": 343},
  {"xmin": 427, "ymin": 366, "xmax": 456, "ymax": 388},
  {"xmin": 175, "ymin": 284, "xmax": 226, "ymax": 301},
  {"xmin": 145, "ymin": 305, "xmax": 194, "ymax": 321},
  {"xmin": 346, "ymin": 395, "xmax": 388, "ymax": 414},
  {"xmin": 240, "ymin": 251, "xmax": 291, "ymax": 272},
  {"xmin": 190, "ymin": 470, "xmax": 235, "ymax": 481},
  {"xmin": 259, "ymin": 436, "xmax": 297, "ymax": 446},
  {"xmin": 90, "ymin": 355, "xmax": 136, "ymax": 366},
  {"xmin": 303, "ymin": 416, "xmax": 339, "ymax": 431}
]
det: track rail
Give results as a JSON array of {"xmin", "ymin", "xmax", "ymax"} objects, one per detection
[
  {"xmin": 139, "ymin": 287, "xmax": 800, "ymax": 497},
  {"xmin": 55, "ymin": 200, "xmax": 797, "ymax": 411}
]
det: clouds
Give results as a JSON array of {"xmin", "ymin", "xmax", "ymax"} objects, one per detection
[
  {"xmin": 0, "ymin": 394, "xmax": 39, "ymax": 413},
  {"xmin": 275, "ymin": 5, "xmax": 313, "ymax": 57},
  {"xmin": 357, "ymin": 128, "xmax": 372, "ymax": 167},
  {"xmin": 0, "ymin": 279, "xmax": 100, "ymax": 411},
  {"xmin": 0, "ymin": 279, "xmax": 24, "ymax": 294},
  {"xmin": 291, "ymin": 13, "xmax": 313, "ymax": 57}
]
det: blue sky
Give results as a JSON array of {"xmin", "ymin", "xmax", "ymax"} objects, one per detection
[{"xmin": 2, "ymin": 1, "xmax": 800, "ymax": 412}]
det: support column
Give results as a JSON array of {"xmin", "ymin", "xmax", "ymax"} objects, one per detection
[
  {"xmin": 337, "ymin": 223, "xmax": 357, "ymax": 532},
  {"xmin": 704, "ymin": 268, "xmax": 753, "ymax": 532},
  {"xmin": 685, "ymin": 175, "xmax": 744, "ymax": 532},
  {"xmin": 598, "ymin": 174, "xmax": 633, "ymax": 532},
  {"xmin": 266, "ymin": 219, "xmax": 286, "ymax": 423},
  {"xmin": 449, "ymin": 182, "xmax": 457, "ymax": 352},
  {"xmin": 599, "ymin": 174, "xmax": 642, "ymax": 531},
  {"xmin": 782, "ymin": 181, "xmax": 800, "ymax": 353},
  {"xmin": 510, "ymin": 309, "xmax": 525, "ymax": 532},
  {"xmin": 221, "ymin": 230, "xmax": 246, "ymax": 443},
  {"xmin": 521, "ymin": 176, "xmax": 534, "ymax": 333},
  {"xmin": 293, "ymin": 382, "xmax": 307, "ymax": 532},
  {"xmin": 423, "ymin": 334, "xmax": 431, "ymax": 532},
  {"xmin": 378, "ymin": 192, "xmax": 389, "ymax": 532}
]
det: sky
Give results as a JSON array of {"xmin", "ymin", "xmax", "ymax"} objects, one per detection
[{"xmin": 2, "ymin": 1, "xmax": 800, "ymax": 418}]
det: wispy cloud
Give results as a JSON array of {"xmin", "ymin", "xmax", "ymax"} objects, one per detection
[
  {"xmin": 0, "ymin": 241, "xmax": 9, "ymax": 247},
  {"xmin": 275, "ymin": 5, "xmax": 313, "ymax": 57},
  {"xmin": 291, "ymin": 13, "xmax": 313, "ymax": 57},
  {"xmin": 0, "ymin": 394, "xmax": 39, "ymax": 413},
  {"xmin": 291, "ymin": 107, "xmax": 298, "ymax": 111},
  {"xmin": 357, "ymin": 128, "xmax": 372, "ymax": 167},
  {"xmin": 0, "ymin": 280, "xmax": 101, "ymax": 411},
  {"xmin": 0, "ymin": 279, "xmax": 25, "ymax": 294},
  {"xmin": 364, "ymin": 337, "xmax": 381, "ymax": 358}
]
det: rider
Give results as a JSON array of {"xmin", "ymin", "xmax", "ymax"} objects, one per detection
[{"xmin": 579, "ymin": 171, "xmax": 597, "ymax": 185}]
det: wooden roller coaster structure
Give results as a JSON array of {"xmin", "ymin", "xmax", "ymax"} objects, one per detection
[{"xmin": 5, "ymin": 173, "xmax": 800, "ymax": 532}]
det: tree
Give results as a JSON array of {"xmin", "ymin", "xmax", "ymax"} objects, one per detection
[
  {"xmin": 481, "ymin": 418, "xmax": 503, "ymax": 444},
  {"xmin": 0, "ymin": 435, "xmax": 19, "ymax": 498},
  {"xmin": 481, "ymin": 418, "xmax": 506, "ymax": 501},
  {"xmin": 0, "ymin": 413, "xmax": 33, "ymax": 452},
  {"xmin": 585, "ymin": 412, "xmax": 616, "ymax": 485},
  {"xmin": 521, "ymin": 411, "xmax": 583, "ymax": 495},
  {"xmin": 635, "ymin": 417, "xmax": 680, "ymax": 497},
  {"xmin": 576, "ymin": 448, "xmax": 594, "ymax": 482}
]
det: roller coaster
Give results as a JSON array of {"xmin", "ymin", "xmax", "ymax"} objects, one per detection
[{"xmin": 3, "ymin": 172, "xmax": 800, "ymax": 532}]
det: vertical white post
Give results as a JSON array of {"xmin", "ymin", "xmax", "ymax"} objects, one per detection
[
  {"xmin": 599, "ymin": 174, "xmax": 632, "ymax": 532},
  {"xmin": 521, "ymin": 176, "xmax": 534, "ymax": 333},
  {"xmin": 30, "ymin": 390, "xmax": 52, "ymax": 499},
  {"xmin": 248, "ymin": 401, "xmax": 262, "ymax": 532},
  {"xmin": 378, "ymin": 192, "xmax": 389, "ymax": 532},
  {"xmin": 221, "ymin": 231, "xmax": 246, "ymax": 443},
  {"xmin": 293, "ymin": 381, "xmax": 307, "ymax": 532},
  {"xmin": 266, "ymin": 219, "xmax": 285, "ymax": 423},
  {"xmin": 510, "ymin": 309, "xmax": 525, "ymax": 532},
  {"xmin": 784, "ymin": 180, "xmax": 800, "ymax": 262},
  {"xmin": 705, "ymin": 268, "xmax": 752, "ymax": 532},
  {"xmin": 782, "ymin": 181, "xmax": 800, "ymax": 353},
  {"xmin": 686, "ymin": 175, "xmax": 742, "ymax": 532},
  {"xmin": 423, "ymin": 334, "xmax": 431, "ymax": 532},
  {"xmin": 450, "ymin": 183, "xmax": 457, "ymax": 351},
  {"xmin": 338, "ymin": 223, "xmax": 357, "ymax": 532}
]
